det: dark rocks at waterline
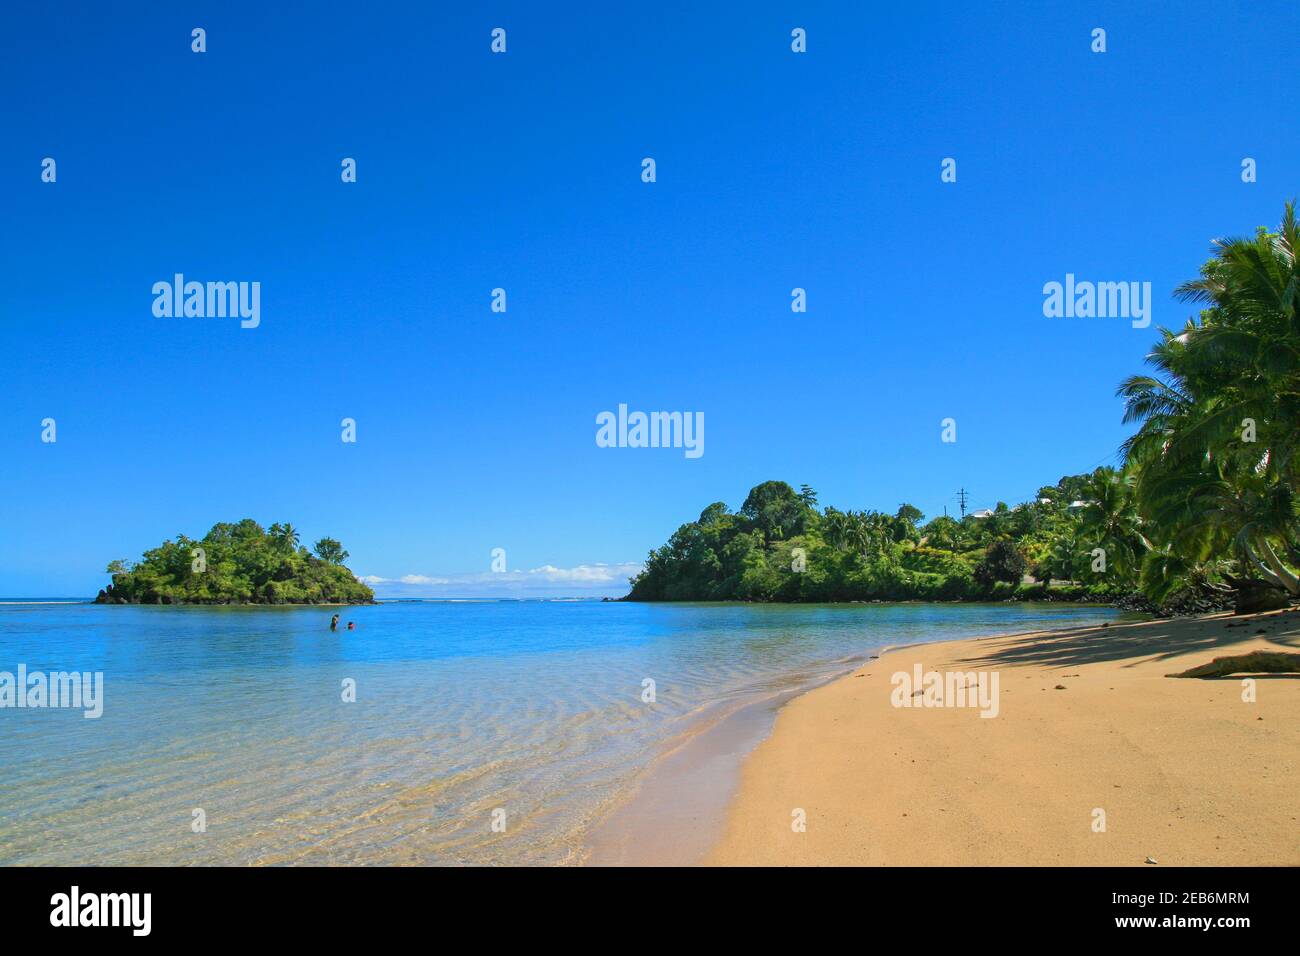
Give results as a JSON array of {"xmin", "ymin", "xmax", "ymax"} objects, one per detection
[
  {"xmin": 94, "ymin": 587, "xmax": 373, "ymax": 606},
  {"xmin": 1233, "ymin": 579, "xmax": 1292, "ymax": 615}
]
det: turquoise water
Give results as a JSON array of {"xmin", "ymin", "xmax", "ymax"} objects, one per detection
[{"xmin": 0, "ymin": 599, "xmax": 1139, "ymax": 865}]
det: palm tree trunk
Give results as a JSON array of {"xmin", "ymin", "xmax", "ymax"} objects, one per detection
[
  {"xmin": 1242, "ymin": 540, "xmax": 1291, "ymax": 593},
  {"xmin": 1257, "ymin": 537, "xmax": 1300, "ymax": 595}
]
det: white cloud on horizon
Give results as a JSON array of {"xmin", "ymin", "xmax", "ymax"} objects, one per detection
[{"xmin": 360, "ymin": 562, "xmax": 643, "ymax": 594}]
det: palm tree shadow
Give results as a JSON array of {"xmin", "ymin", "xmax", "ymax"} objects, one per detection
[{"xmin": 951, "ymin": 614, "xmax": 1300, "ymax": 670}]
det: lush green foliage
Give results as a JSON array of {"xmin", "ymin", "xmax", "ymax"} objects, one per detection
[
  {"xmin": 626, "ymin": 477, "xmax": 1137, "ymax": 603},
  {"xmin": 1119, "ymin": 201, "xmax": 1300, "ymax": 604},
  {"xmin": 96, "ymin": 519, "xmax": 374, "ymax": 604},
  {"xmin": 630, "ymin": 204, "xmax": 1300, "ymax": 610}
]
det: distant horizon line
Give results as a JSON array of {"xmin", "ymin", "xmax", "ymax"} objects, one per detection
[{"xmin": 0, "ymin": 596, "xmax": 617, "ymax": 604}]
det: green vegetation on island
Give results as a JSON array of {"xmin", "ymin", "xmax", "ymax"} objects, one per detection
[
  {"xmin": 628, "ymin": 202, "xmax": 1300, "ymax": 615},
  {"xmin": 624, "ymin": 476, "xmax": 1144, "ymax": 605},
  {"xmin": 97, "ymin": 520, "xmax": 374, "ymax": 605}
]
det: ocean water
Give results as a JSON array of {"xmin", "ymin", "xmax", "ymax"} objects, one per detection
[{"xmin": 0, "ymin": 599, "xmax": 1139, "ymax": 866}]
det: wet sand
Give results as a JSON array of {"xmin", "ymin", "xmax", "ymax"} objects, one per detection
[
  {"xmin": 583, "ymin": 659, "xmax": 869, "ymax": 865},
  {"xmin": 705, "ymin": 608, "xmax": 1300, "ymax": 866}
]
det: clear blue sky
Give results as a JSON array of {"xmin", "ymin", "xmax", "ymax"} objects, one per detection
[{"xmin": 2, "ymin": 2, "xmax": 1296, "ymax": 597}]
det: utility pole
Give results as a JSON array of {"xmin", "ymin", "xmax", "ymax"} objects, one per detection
[{"xmin": 957, "ymin": 488, "xmax": 969, "ymax": 518}]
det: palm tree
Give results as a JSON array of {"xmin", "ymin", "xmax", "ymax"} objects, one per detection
[
  {"xmin": 1138, "ymin": 457, "xmax": 1298, "ymax": 596},
  {"xmin": 921, "ymin": 515, "xmax": 963, "ymax": 551},
  {"xmin": 1039, "ymin": 532, "xmax": 1082, "ymax": 587},
  {"xmin": 823, "ymin": 509, "xmax": 851, "ymax": 550},
  {"xmin": 1173, "ymin": 203, "xmax": 1299, "ymax": 471},
  {"xmin": 842, "ymin": 511, "xmax": 894, "ymax": 558},
  {"xmin": 1076, "ymin": 467, "xmax": 1148, "ymax": 581},
  {"xmin": 269, "ymin": 523, "xmax": 300, "ymax": 552},
  {"xmin": 846, "ymin": 512, "xmax": 874, "ymax": 556},
  {"xmin": 1120, "ymin": 202, "xmax": 1300, "ymax": 600}
]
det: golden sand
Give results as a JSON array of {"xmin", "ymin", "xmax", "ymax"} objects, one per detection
[{"xmin": 707, "ymin": 608, "xmax": 1300, "ymax": 866}]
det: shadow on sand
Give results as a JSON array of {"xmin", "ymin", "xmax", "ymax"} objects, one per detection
[{"xmin": 949, "ymin": 610, "xmax": 1300, "ymax": 671}]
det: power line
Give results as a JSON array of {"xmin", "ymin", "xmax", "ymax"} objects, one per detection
[
  {"xmin": 956, "ymin": 488, "xmax": 969, "ymax": 518},
  {"xmin": 996, "ymin": 449, "xmax": 1127, "ymax": 508}
]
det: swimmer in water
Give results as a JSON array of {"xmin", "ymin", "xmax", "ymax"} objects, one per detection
[{"xmin": 330, "ymin": 614, "xmax": 340, "ymax": 632}]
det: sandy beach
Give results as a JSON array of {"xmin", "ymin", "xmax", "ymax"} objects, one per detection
[{"xmin": 707, "ymin": 608, "xmax": 1300, "ymax": 866}]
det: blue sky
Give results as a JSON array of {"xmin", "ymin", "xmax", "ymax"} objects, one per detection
[{"xmin": 2, "ymin": 1, "xmax": 1296, "ymax": 597}]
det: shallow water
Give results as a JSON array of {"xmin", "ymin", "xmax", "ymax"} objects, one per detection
[{"xmin": 0, "ymin": 600, "xmax": 1140, "ymax": 865}]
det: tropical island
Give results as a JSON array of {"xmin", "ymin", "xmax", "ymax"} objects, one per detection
[
  {"xmin": 96, "ymin": 520, "xmax": 375, "ymax": 605},
  {"xmin": 627, "ymin": 203, "xmax": 1300, "ymax": 617}
]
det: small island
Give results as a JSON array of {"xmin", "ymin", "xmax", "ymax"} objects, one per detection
[{"xmin": 96, "ymin": 520, "xmax": 375, "ymax": 605}]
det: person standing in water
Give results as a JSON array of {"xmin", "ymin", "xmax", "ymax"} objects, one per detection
[{"xmin": 330, "ymin": 613, "xmax": 340, "ymax": 632}]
